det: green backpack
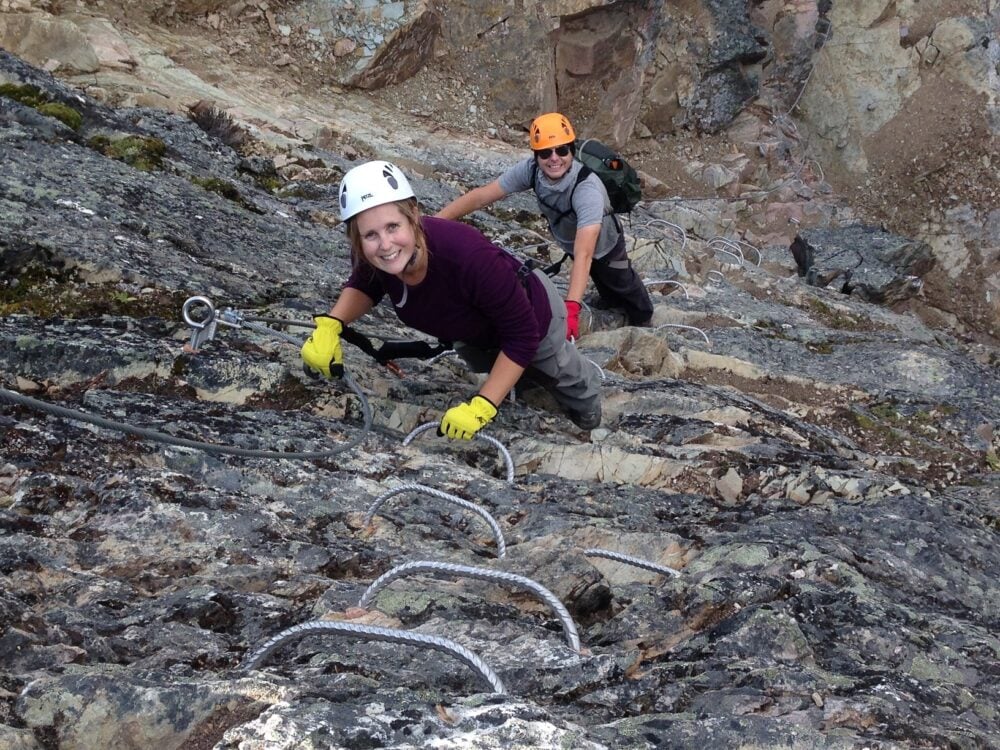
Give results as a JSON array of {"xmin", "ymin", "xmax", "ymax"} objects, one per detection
[{"xmin": 576, "ymin": 138, "xmax": 642, "ymax": 214}]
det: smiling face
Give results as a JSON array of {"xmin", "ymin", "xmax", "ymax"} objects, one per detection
[
  {"xmin": 354, "ymin": 201, "xmax": 423, "ymax": 279},
  {"xmin": 535, "ymin": 145, "xmax": 573, "ymax": 181}
]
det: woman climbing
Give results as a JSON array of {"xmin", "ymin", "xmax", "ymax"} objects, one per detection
[{"xmin": 301, "ymin": 160, "xmax": 603, "ymax": 437}]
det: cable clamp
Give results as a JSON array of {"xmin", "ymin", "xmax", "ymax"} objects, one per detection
[{"xmin": 181, "ymin": 296, "xmax": 243, "ymax": 351}]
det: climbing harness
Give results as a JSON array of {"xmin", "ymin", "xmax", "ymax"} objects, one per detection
[
  {"xmin": 402, "ymin": 422, "xmax": 515, "ymax": 484},
  {"xmin": 364, "ymin": 483, "xmax": 507, "ymax": 558},
  {"xmin": 241, "ymin": 619, "xmax": 506, "ymax": 695},
  {"xmin": 357, "ymin": 560, "xmax": 581, "ymax": 653}
]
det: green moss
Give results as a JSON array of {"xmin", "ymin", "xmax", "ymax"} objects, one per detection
[
  {"xmin": 191, "ymin": 176, "xmax": 242, "ymax": 202},
  {"xmin": 0, "ymin": 82, "xmax": 46, "ymax": 107},
  {"xmin": 0, "ymin": 264, "xmax": 187, "ymax": 318},
  {"xmin": 853, "ymin": 413, "xmax": 877, "ymax": 430},
  {"xmin": 1, "ymin": 84, "xmax": 83, "ymax": 130},
  {"xmin": 870, "ymin": 403, "xmax": 899, "ymax": 421},
  {"xmin": 851, "ymin": 408, "xmax": 908, "ymax": 449},
  {"xmin": 254, "ymin": 174, "xmax": 283, "ymax": 192},
  {"xmin": 276, "ymin": 183, "xmax": 321, "ymax": 200},
  {"xmin": 36, "ymin": 102, "xmax": 83, "ymax": 130},
  {"xmin": 806, "ymin": 297, "xmax": 833, "ymax": 316},
  {"xmin": 0, "ymin": 263, "xmax": 71, "ymax": 314},
  {"xmin": 367, "ymin": 589, "xmax": 436, "ymax": 619},
  {"xmin": 90, "ymin": 135, "xmax": 166, "ymax": 171},
  {"xmin": 109, "ymin": 290, "xmax": 137, "ymax": 304},
  {"xmin": 987, "ymin": 452, "xmax": 1000, "ymax": 472},
  {"xmin": 87, "ymin": 134, "xmax": 111, "ymax": 150},
  {"xmin": 805, "ymin": 296, "xmax": 858, "ymax": 330},
  {"xmin": 189, "ymin": 175, "xmax": 263, "ymax": 213}
]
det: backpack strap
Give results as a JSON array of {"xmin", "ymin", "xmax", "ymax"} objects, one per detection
[
  {"xmin": 531, "ymin": 161, "xmax": 592, "ymax": 224},
  {"xmin": 530, "ymin": 161, "xmax": 615, "ymax": 271}
]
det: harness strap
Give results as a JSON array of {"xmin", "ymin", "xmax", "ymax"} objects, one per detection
[
  {"xmin": 516, "ymin": 255, "xmax": 569, "ymax": 284},
  {"xmin": 541, "ymin": 255, "xmax": 569, "ymax": 276},
  {"xmin": 340, "ymin": 326, "xmax": 451, "ymax": 364}
]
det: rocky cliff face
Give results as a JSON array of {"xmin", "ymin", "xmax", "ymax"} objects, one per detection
[
  {"xmin": 2, "ymin": 2, "xmax": 1000, "ymax": 749},
  {"xmin": 5, "ymin": 0, "xmax": 995, "ymax": 338}
]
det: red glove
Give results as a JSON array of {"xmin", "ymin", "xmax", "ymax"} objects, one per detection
[{"xmin": 565, "ymin": 300, "xmax": 581, "ymax": 340}]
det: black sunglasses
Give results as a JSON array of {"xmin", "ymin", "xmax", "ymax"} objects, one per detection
[{"xmin": 534, "ymin": 145, "xmax": 572, "ymax": 159}]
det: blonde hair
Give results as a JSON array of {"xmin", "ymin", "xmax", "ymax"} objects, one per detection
[{"xmin": 346, "ymin": 198, "xmax": 427, "ymax": 272}]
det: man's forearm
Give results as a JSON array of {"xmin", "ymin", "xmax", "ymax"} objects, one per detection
[
  {"xmin": 566, "ymin": 248, "xmax": 594, "ymax": 302},
  {"xmin": 567, "ymin": 224, "xmax": 600, "ymax": 301},
  {"xmin": 436, "ymin": 181, "xmax": 506, "ymax": 220}
]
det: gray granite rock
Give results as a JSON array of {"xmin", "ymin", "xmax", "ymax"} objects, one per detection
[{"xmin": 2, "ymin": 49, "xmax": 999, "ymax": 749}]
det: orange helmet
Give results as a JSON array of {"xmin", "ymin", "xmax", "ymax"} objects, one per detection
[{"xmin": 529, "ymin": 112, "xmax": 576, "ymax": 150}]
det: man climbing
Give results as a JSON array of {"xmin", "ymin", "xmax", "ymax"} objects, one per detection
[{"xmin": 436, "ymin": 112, "xmax": 654, "ymax": 340}]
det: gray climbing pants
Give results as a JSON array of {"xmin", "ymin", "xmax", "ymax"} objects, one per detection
[{"xmin": 454, "ymin": 269, "xmax": 601, "ymax": 415}]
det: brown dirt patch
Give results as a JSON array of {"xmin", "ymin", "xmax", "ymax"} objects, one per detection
[
  {"xmin": 821, "ymin": 404, "xmax": 985, "ymax": 482},
  {"xmin": 682, "ymin": 367, "xmax": 852, "ymax": 413},
  {"xmin": 625, "ymin": 137, "xmax": 718, "ymax": 197},
  {"xmin": 904, "ymin": 1, "xmax": 985, "ymax": 44},
  {"xmin": 846, "ymin": 75, "xmax": 997, "ymax": 235}
]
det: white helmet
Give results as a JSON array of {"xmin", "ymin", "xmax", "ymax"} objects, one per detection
[{"xmin": 338, "ymin": 160, "xmax": 415, "ymax": 221}]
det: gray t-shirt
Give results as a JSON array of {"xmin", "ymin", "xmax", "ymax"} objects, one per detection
[{"xmin": 498, "ymin": 157, "xmax": 620, "ymax": 259}]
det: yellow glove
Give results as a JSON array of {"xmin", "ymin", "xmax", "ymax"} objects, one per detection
[
  {"xmin": 301, "ymin": 315, "xmax": 344, "ymax": 378},
  {"xmin": 439, "ymin": 395, "xmax": 498, "ymax": 440}
]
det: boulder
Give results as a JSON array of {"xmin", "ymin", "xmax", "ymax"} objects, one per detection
[
  {"xmin": 790, "ymin": 225, "xmax": 935, "ymax": 304},
  {"xmin": 0, "ymin": 13, "xmax": 100, "ymax": 74}
]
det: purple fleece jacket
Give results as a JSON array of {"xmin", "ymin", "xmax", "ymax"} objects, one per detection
[{"xmin": 345, "ymin": 216, "xmax": 552, "ymax": 368}]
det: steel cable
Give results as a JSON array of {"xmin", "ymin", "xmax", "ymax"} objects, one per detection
[
  {"xmin": 708, "ymin": 238, "xmax": 746, "ymax": 266},
  {"xmin": 642, "ymin": 218, "xmax": 688, "ymax": 253},
  {"xmin": 643, "ymin": 279, "xmax": 690, "ymax": 298},
  {"xmin": 364, "ymin": 483, "xmax": 507, "ymax": 558},
  {"xmin": 402, "ymin": 422, "xmax": 515, "ymax": 484},
  {"xmin": 583, "ymin": 548, "xmax": 681, "ymax": 578},
  {"xmin": 241, "ymin": 315, "xmax": 316, "ymax": 329},
  {"xmin": 0, "ymin": 377, "xmax": 371, "ymax": 459},
  {"xmin": 358, "ymin": 560, "xmax": 581, "ymax": 652},
  {"xmin": 241, "ymin": 619, "xmax": 506, "ymax": 694},
  {"xmin": 0, "ymin": 313, "xmax": 373, "ymax": 459},
  {"xmin": 654, "ymin": 323, "xmax": 712, "ymax": 347}
]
